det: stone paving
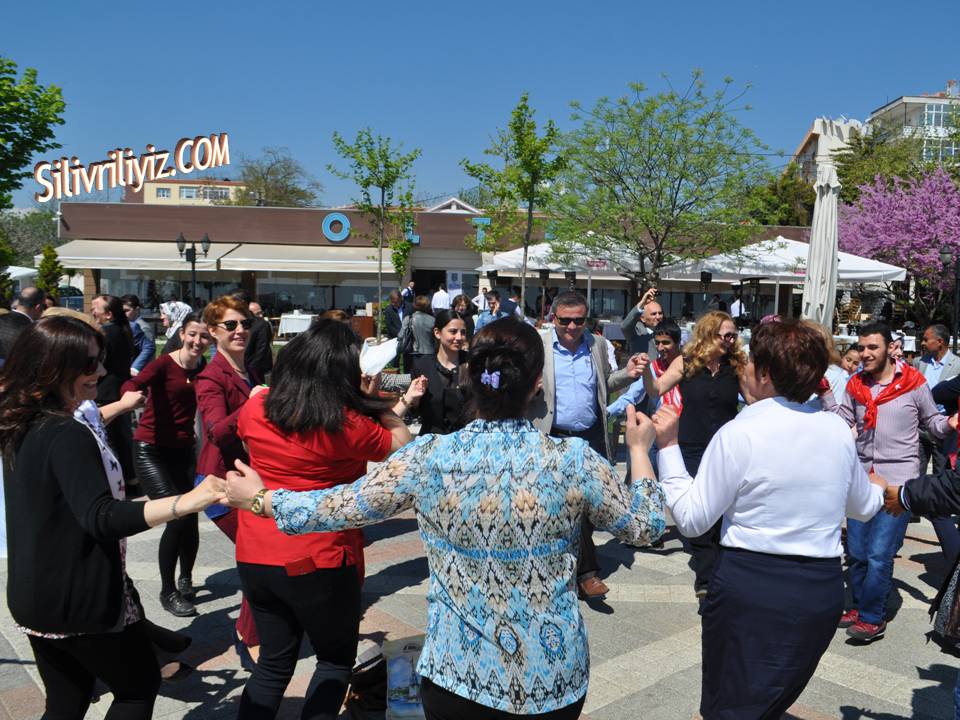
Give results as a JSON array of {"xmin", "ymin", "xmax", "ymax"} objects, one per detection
[{"xmin": 0, "ymin": 472, "xmax": 957, "ymax": 718}]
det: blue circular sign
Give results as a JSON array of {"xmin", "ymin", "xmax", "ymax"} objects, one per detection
[{"xmin": 322, "ymin": 212, "xmax": 351, "ymax": 243}]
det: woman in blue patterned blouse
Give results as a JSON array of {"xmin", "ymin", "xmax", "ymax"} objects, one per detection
[{"xmin": 223, "ymin": 317, "xmax": 666, "ymax": 719}]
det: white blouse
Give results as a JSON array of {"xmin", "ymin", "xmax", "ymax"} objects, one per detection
[{"xmin": 658, "ymin": 396, "xmax": 883, "ymax": 558}]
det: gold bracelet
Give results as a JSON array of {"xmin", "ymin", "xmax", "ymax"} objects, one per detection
[{"xmin": 171, "ymin": 494, "xmax": 182, "ymax": 520}]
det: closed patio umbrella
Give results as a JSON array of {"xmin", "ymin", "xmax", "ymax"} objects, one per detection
[{"xmin": 801, "ymin": 165, "xmax": 842, "ymax": 326}]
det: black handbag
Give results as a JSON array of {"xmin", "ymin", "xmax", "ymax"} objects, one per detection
[{"xmin": 344, "ymin": 641, "xmax": 387, "ymax": 720}]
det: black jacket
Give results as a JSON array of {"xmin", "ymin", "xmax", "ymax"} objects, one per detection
[
  {"xmin": 245, "ymin": 316, "xmax": 274, "ymax": 378},
  {"xmin": 4, "ymin": 415, "xmax": 149, "ymax": 633},
  {"xmin": 904, "ymin": 470, "xmax": 960, "ymax": 619},
  {"xmin": 411, "ymin": 352, "xmax": 469, "ymax": 435},
  {"xmin": 0, "ymin": 311, "xmax": 32, "ymax": 362},
  {"xmin": 384, "ymin": 304, "xmax": 404, "ymax": 339},
  {"xmin": 96, "ymin": 322, "xmax": 134, "ymax": 405}
]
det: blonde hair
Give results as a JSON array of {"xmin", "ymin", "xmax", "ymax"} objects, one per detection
[
  {"xmin": 41, "ymin": 306, "xmax": 101, "ymax": 332},
  {"xmin": 802, "ymin": 320, "xmax": 841, "ymax": 365},
  {"xmin": 682, "ymin": 311, "xmax": 746, "ymax": 379}
]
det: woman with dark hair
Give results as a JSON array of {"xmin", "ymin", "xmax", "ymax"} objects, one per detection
[
  {"xmin": 225, "ymin": 318, "xmax": 413, "ymax": 716},
  {"xmin": 122, "ymin": 313, "xmax": 212, "ymax": 617},
  {"xmin": 406, "ymin": 309, "xmax": 469, "ymax": 435},
  {"xmin": 223, "ymin": 317, "xmax": 665, "ymax": 719},
  {"xmin": 651, "ymin": 319, "xmax": 886, "ymax": 719},
  {"xmin": 195, "ymin": 294, "xmax": 262, "ymax": 666},
  {"xmin": 0, "ymin": 316, "xmax": 223, "ymax": 719},
  {"xmin": 91, "ymin": 293, "xmax": 138, "ymax": 484},
  {"xmin": 399, "ymin": 295, "xmax": 436, "ymax": 368},
  {"xmin": 451, "ymin": 293, "xmax": 475, "ymax": 340}
]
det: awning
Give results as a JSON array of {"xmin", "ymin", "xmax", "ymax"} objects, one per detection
[
  {"xmin": 43, "ymin": 239, "xmax": 238, "ymax": 272},
  {"xmin": 219, "ymin": 244, "xmax": 395, "ymax": 274}
]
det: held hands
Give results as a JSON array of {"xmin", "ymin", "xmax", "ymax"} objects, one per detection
[
  {"xmin": 120, "ymin": 390, "xmax": 146, "ymax": 412},
  {"xmin": 882, "ymin": 484, "xmax": 904, "ymax": 516},
  {"xmin": 360, "ymin": 373, "xmax": 381, "ymax": 397},
  {"xmin": 250, "ymin": 384, "xmax": 268, "ymax": 399},
  {"xmin": 950, "ymin": 414, "xmax": 959, "ymax": 431},
  {"xmin": 406, "ymin": 376, "xmax": 428, "ymax": 403},
  {"xmin": 188, "ymin": 474, "xmax": 227, "ymax": 511},
  {"xmin": 625, "ymin": 404, "xmax": 656, "ymax": 451},
  {"xmin": 223, "ymin": 459, "xmax": 265, "ymax": 511},
  {"xmin": 626, "ymin": 353, "xmax": 649, "ymax": 379},
  {"xmin": 651, "ymin": 405, "xmax": 680, "ymax": 448}
]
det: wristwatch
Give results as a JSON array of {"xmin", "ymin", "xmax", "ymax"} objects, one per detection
[{"xmin": 250, "ymin": 488, "xmax": 269, "ymax": 517}]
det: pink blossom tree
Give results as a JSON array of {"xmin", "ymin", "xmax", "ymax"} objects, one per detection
[{"xmin": 839, "ymin": 167, "xmax": 960, "ymax": 324}]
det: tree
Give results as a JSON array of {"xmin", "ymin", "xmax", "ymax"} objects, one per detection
[
  {"xmin": 329, "ymin": 128, "xmax": 420, "ymax": 340},
  {"xmin": 838, "ymin": 168, "xmax": 960, "ymax": 326},
  {"xmin": 0, "ymin": 206, "xmax": 57, "ymax": 264},
  {"xmin": 0, "ymin": 224, "xmax": 15, "ymax": 302},
  {"xmin": 462, "ymin": 92, "xmax": 564, "ymax": 302},
  {"xmin": 0, "ymin": 57, "xmax": 66, "ymax": 209},
  {"xmin": 219, "ymin": 147, "xmax": 322, "ymax": 207},
  {"xmin": 832, "ymin": 123, "xmax": 928, "ymax": 204},
  {"xmin": 549, "ymin": 73, "xmax": 769, "ymax": 293},
  {"xmin": 746, "ymin": 164, "xmax": 816, "ymax": 226},
  {"xmin": 35, "ymin": 243, "xmax": 64, "ymax": 296}
]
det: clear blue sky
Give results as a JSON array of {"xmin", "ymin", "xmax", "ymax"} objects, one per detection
[{"xmin": 3, "ymin": 0, "xmax": 958, "ymax": 209}]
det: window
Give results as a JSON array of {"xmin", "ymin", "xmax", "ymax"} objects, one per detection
[
  {"xmin": 155, "ymin": 187, "xmax": 171, "ymax": 199},
  {"xmin": 924, "ymin": 103, "xmax": 957, "ymax": 128},
  {"xmin": 179, "ymin": 186, "xmax": 197, "ymax": 200},
  {"xmin": 200, "ymin": 186, "xmax": 231, "ymax": 201}
]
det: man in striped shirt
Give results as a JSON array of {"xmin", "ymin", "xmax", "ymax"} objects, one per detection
[{"xmin": 825, "ymin": 321, "xmax": 955, "ymax": 642}]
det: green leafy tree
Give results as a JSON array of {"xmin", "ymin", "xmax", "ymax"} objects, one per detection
[
  {"xmin": 35, "ymin": 243, "xmax": 64, "ymax": 296},
  {"xmin": 462, "ymin": 92, "xmax": 564, "ymax": 302},
  {"xmin": 832, "ymin": 123, "xmax": 927, "ymax": 204},
  {"xmin": 0, "ymin": 58, "xmax": 65, "ymax": 209},
  {"xmin": 550, "ymin": 73, "xmax": 768, "ymax": 293},
  {"xmin": 329, "ymin": 128, "xmax": 421, "ymax": 340},
  {"xmin": 746, "ymin": 164, "xmax": 816, "ymax": 226},
  {"xmin": 0, "ymin": 206, "xmax": 57, "ymax": 264},
  {"xmin": 219, "ymin": 147, "xmax": 322, "ymax": 207},
  {"xmin": 0, "ymin": 224, "xmax": 15, "ymax": 302}
]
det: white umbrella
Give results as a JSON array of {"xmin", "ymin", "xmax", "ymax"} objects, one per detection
[{"xmin": 801, "ymin": 165, "xmax": 842, "ymax": 325}]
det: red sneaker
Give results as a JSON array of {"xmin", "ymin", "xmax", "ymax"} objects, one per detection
[
  {"xmin": 846, "ymin": 619, "xmax": 886, "ymax": 642},
  {"xmin": 838, "ymin": 608, "xmax": 859, "ymax": 628}
]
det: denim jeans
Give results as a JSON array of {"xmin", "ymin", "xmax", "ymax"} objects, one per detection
[
  {"xmin": 846, "ymin": 510, "xmax": 911, "ymax": 625},
  {"xmin": 954, "ymin": 668, "xmax": 960, "ymax": 720}
]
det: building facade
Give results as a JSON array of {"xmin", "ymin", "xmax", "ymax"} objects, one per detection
[{"xmin": 867, "ymin": 81, "xmax": 960, "ymax": 162}]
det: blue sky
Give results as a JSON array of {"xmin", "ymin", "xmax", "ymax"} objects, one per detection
[{"xmin": 3, "ymin": 0, "xmax": 958, "ymax": 208}]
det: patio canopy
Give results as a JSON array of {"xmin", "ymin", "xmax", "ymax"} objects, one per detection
[{"xmin": 659, "ymin": 237, "xmax": 906, "ymax": 284}]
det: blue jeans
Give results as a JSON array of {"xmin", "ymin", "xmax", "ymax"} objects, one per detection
[
  {"xmin": 954, "ymin": 668, "xmax": 960, "ymax": 720},
  {"xmin": 846, "ymin": 510, "xmax": 911, "ymax": 625}
]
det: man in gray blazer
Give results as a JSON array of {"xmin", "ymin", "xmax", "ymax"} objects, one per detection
[{"xmin": 527, "ymin": 291, "xmax": 645, "ymax": 599}]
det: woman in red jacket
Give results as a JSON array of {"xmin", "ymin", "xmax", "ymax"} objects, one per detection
[
  {"xmin": 122, "ymin": 312, "xmax": 211, "ymax": 617},
  {"xmin": 195, "ymin": 294, "xmax": 263, "ymax": 667}
]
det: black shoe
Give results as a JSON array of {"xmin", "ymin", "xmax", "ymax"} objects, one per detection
[
  {"xmin": 160, "ymin": 591, "xmax": 197, "ymax": 618},
  {"xmin": 177, "ymin": 576, "xmax": 196, "ymax": 600}
]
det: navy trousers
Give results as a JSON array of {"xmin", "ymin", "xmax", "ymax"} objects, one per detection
[{"xmin": 700, "ymin": 547, "xmax": 842, "ymax": 720}]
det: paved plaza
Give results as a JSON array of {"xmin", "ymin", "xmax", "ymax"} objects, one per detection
[{"xmin": 0, "ymin": 472, "xmax": 957, "ymax": 718}]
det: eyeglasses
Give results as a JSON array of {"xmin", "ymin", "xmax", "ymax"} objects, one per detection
[
  {"xmin": 718, "ymin": 332, "xmax": 738, "ymax": 342},
  {"xmin": 216, "ymin": 319, "xmax": 253, "ymax": 332},
  {"xmin": 83, "ymin": 351, "xmax": 105, "ymax": 375},
  {"xmin": 556, "ymin": 316, "xmax": 587, "ymax": 327}
]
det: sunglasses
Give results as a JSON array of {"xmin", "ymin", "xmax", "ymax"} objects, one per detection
[
  {"xmin": 83, "ymin": 351, "xmax": 106, "ymax": 375},
  {"xmin": 216, "ymin": 319, "xmax": 253, "ymax": 332},
  {"xmin": 718, "ymin": 332, "xmax": 738, "ymax": 342},
  {"xmin": 556, "ymin": 316, "xmax": 587, "ymax": 327}
]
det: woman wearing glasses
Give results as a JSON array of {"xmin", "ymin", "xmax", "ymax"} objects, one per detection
[
  {"xmin": 643, "ymin": 310, "xmax": 752, "ymax": 606},
  {"xmin": 0, "ymin": 316, "xmax": 224, "ymax": 719},
  {"xmin": 196, "ymin": 295, "xmax": 263, "ymax": 667}
]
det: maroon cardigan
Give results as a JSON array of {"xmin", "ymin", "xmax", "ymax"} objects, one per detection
[{"xmin": 195, "ymin": 351, "xmax": 262, "ymax": 477}]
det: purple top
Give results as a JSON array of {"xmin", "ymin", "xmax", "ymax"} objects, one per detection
[{"xmin": 824, "ymin": 370, "xmax": 949, "ymax": 485}]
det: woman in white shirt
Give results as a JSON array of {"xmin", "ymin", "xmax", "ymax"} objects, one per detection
[{"xmin": 646, "ymin": 318, "xmax": 886, "ymax": 720}]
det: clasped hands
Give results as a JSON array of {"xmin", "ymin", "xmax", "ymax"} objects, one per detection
[{"xmin": 196, "ymin": 460, "xmax": 267, "ymax": 513}]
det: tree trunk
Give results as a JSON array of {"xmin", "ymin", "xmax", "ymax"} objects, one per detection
[
  {"xmin": 376, "ymin": 188, "xmax": 385, "ymax": 343},
  {"xmin": 521, "ymin": 181, "xmax": 535, "ymax": 313}
]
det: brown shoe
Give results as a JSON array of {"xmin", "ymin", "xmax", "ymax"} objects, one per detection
[{"xmin": 578, "ymin": 577, "xmax": 609, "ymax": 599}]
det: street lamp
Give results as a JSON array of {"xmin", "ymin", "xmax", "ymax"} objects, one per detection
[
  {"xmin": 940, "ymin": 249, "xmax": 960, "ymax": 353},
  {"xmin": 176, "ymin": 232, "xmax": 211, "ymax": 308}
]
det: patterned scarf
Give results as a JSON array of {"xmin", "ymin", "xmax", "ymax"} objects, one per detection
[
  {"xmin": 653, "ymin": 356, "xmax": 683, "ymax": 413},
  {"xmin": 846, "ymin": 360, "xmax": 926, "ymax": 430}
]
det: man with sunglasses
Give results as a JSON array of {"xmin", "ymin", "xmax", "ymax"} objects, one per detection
[
  {"xmin": 824, "ymin": 321, "xmax": 955, "ymax": 642},
  {"xmin": 528, "ymin": 291, "xmax": 650, "ymax": 599}
]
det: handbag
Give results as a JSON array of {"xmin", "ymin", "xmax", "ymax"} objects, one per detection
[
  {"xmin": 934, "ymin": 557, "xmax": 960, "ymax": 641},
  {"xmin": 344, "ymin": 640, "xmax": 387, "ymax": 720}
]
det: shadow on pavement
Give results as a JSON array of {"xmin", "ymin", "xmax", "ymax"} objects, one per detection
[{"xmin": 839, "ymin": 661, "xmax": 956, "ymax": 719}]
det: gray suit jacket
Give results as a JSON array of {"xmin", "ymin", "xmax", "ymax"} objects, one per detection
[
  {"xmin": 917, "ymin": 351, "xmax": 960, "ymax": 384},
  {"xmin": 527, "ymin": 328, "xmax": 632, "ymax": 459}
]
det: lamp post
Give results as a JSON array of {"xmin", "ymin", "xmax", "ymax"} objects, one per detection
[{"xmin": 177, "ymin": 232, "xmax": 211, "ymax": 308}]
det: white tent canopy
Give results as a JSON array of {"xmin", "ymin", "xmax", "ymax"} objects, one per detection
[
  {"xmin": 5, "ymin": 266, "xmax": 37, "ymax": 281},
  {"xmin": 659, "ymin": 237, "xmax": 906, "ymax": 284},
  {"xmin": 481, "ymin": 237, "xmax": 906, "ymax": 285}
]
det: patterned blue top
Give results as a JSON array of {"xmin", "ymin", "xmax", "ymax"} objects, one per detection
[{"xmin": 272, "ymin": 418, "xmax": 665, "ymax": 714}]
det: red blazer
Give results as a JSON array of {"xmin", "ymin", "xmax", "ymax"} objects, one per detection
[{"xmin": 195, "ymin": 352, "xmax": 262, "ymax": 477}]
